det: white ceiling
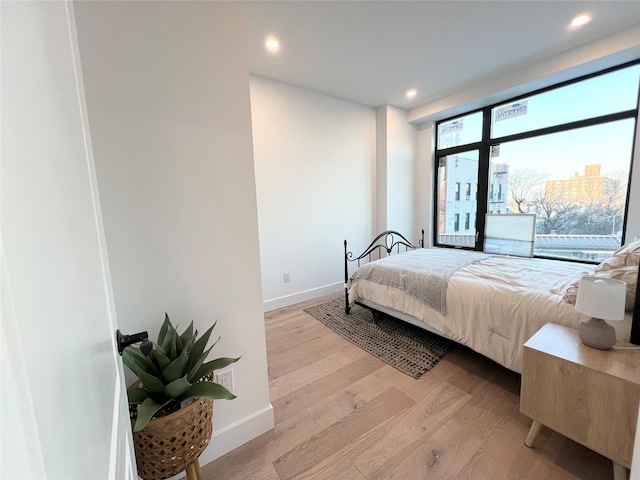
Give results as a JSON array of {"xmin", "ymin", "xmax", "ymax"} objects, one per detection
[{"xmin": 245, "ymin": 1, "xmax": 640, "ymax": 113}]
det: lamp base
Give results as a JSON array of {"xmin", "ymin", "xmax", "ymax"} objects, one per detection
[{"xmin": 578, "ymin": 317, "xmax": 616, "ymax": 350}]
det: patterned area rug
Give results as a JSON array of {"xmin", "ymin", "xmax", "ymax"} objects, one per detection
[{"xmin": 303, "ymin": 298, "xmax": 452, "ymax": 378}]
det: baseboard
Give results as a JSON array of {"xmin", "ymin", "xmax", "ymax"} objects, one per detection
[
  {"xmin": 263, "ymin": 282, "xmax": 343, "ymax": 312},
  {"xmin": 162, "ymin": 404, "xmax": 274, "ymax": 480},
  {"xmin": 201, "ymin": 403, "xmax": 274, "ymax": 463}
]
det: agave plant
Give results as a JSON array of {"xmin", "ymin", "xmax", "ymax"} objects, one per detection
[{"xmin": 122, "ymin": 314, "xmax": 239, "ymax": 432}]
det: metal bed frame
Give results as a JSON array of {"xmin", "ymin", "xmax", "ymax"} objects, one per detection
[{"xmin": 343, "ymin": 230, "xmax": 423, "ymax": 316}]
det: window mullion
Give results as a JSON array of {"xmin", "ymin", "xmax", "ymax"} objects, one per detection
[
  {"xmin": 491, "ymin": 109, "xmax": 637, "ymax": 145},
  {"xmin": 475, "ymin": 107, "xmax": 491, "ymax": 251}
]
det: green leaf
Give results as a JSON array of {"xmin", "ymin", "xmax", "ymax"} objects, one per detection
[
  {"xmin": 188, "ymin": 357, "xmax": 240, "ymax": 383},
  {"xmin": 164, "ymin": 375, "xmax": 192, "ymax": 398},
  {"xmin": 162, "ymin": 350, "xmax": 189, "ymax": 383},
  {"xmin": 183, "ymin": 334, "xmax": 196, "ymax": 353},
  {"xmin": 188, "ymin": 329, "xmax": 199, "ymax": 353},
  {"xmin": 127, "ymin": 387, "xmax": 151, "ymax": 405},
  {"xmin": 179, "ymin": 381, "xmax": 236, "ymax": 403},
  {"xmin": 134, "ymin": 398, "xmax": 166, "ymax": 432},
  {"xmin": 208, "ymin": 356, "xmax": 240, "ymax": 371},
  {"xmin": 157, "ymin": 313, "xmax": 171, "ymax": 347},
  {"xmin": 186, "ymin": 322, "xmax": 217, "ymax": 373},
  {"xmin": 175, "ymin": 327, "xmax": 183, "ymax": 353},
  {"xmin": 187, "ymin": 345, "xmax": 213, "ymax": 381},
  {"xmin": 161, "ymin": 322, "xmax": 178, "ymax": 360},
  {"xmin": 154, "ymin": 342, "xmax": 168, "ymax": 357},
  {"xmin": 138, "ymin": 369, "xmax": 165, "ymax": 394},
  {"xmin": 179, "ymin": 321, "xmax": 194, "ymax": 350},
  {"xmin": 169, "ymin": 333, "xmax": 177, "ymax": 360},
  {"xmin": 128, "ymin": 347, "xmax": 160, "ymax": 376},
  {"xmin": 121, "ymin": 348, "xmax": 141, "ymax": 377},
  {"xmin": 151, "ymin": 344, "xmax": 171, "ymax": 371}
]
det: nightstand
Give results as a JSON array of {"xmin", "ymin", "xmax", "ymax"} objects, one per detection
[{"xmin": 520, "ymin": 323, "xmax": 640, "ymax": 480}]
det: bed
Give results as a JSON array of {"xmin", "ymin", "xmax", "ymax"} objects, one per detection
[{"xmin": 344, "ymin": 230, "xmax": 640, "ymax": 373}]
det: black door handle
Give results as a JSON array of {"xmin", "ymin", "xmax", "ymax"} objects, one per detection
[{"xmin": 116, "ymin": 329, "xmax": 152, "ymax": 356}]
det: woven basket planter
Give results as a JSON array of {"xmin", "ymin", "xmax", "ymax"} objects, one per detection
[{"xmin": 132, "ymin": 398, "xmax": 213, "ymax": 480}]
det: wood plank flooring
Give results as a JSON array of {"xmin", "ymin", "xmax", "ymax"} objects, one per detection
[{"xmin": 201, "ymin": 293, "xmax": 613, "ymax": 479}]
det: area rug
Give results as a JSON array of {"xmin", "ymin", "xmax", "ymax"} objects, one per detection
[{"xmin": 303, "ymin": 298, "xmax": 452, "ymax": 378}]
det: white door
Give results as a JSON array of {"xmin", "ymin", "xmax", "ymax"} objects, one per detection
[{"xmin": 1, "ymin": 1, "xmax": 136, "ymax": 478}]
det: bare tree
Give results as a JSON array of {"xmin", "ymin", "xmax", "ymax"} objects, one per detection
[
  {"xmin": 508, "ymin": 169, "xmax": 548, "ymax": 213},
  {"xmin": 581, "ymin": 178, "xmax": 603, "ymax": 209},
  {"xmin": 600, "ymin": 171, "xmax": 628, "ymax": 211},
  {"xmin": 534, "ymin": 190, "xmax": 579, "ymax": 234},
  {"xmin": 579, "ymin": 171, "xmax": 627, "ymax": 235}
]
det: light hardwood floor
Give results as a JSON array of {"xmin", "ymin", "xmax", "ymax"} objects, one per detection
[{"xmin": 201, "ymin": 293, "xmax": 612, "ymax": 479}]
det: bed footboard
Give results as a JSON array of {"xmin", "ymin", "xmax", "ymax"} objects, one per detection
[{"xmin": 344, "ymin": 230, "xmax": 424, "ymax": 314}]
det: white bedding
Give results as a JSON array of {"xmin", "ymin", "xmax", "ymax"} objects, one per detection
[{"xmin": 349, "ymin": 251, "xmax": 633, "ymax": 373}]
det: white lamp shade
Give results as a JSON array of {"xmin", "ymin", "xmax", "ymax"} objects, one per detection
[{"xmin": 575, "ymin": 276, "xmax": 626, "ymax": 321}]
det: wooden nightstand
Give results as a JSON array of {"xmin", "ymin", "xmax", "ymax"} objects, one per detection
[{"xmin": 520, "ymin": 323, "xmax": 640, "ymax": 480}]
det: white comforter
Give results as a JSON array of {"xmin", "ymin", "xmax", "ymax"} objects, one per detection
[{"xmin": 349, "ymin": 251, "xmax": 632, "ymax": 373}]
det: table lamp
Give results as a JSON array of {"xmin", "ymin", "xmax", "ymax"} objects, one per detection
[{"xmin": 575, "ymin": 276, "xmax": 626, "ymax": 350}]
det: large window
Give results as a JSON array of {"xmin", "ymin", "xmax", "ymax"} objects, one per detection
[
  {"xmin": 436, "ymin": 151, "xmax": 479, "ymax": 246},
  {"xmin": 434, "ymin": 62, "xmax": 640, "ymax": 262}
]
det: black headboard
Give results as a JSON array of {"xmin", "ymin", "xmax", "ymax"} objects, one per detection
[
  {"xmin": 343, "ymin": 230, "xmax": 424, "ymax": 314},
  {"xmin": 630, "ymin": 263, "xmax": 640, "ymax": 344}
]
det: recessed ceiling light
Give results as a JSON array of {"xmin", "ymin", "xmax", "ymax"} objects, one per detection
[
  {"xmin": 265, "ymin": 37, "xmax": 280, "ymax": 53},
  {"xmin": 570, "ymin": 14, "xmax": 591, "ymax": 28},
  {"xmin": 406, "ymin": 89, "xmax": 417, "ymax": 98}
]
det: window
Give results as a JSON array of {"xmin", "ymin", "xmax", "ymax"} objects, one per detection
[
  {"xmin": 436, "ymin": 153, "xmax": 479, "ymax": 247},
  {"xmin": 437, "ymin": 111, "xmax": 483, "ymax": 149},
  {"xmin": 491, "ymin": 67, "xmax": 640, "ymax": 138},
  {"xmin": 434, "ymin": 62, "xmax": 639, "ymax": 261}
]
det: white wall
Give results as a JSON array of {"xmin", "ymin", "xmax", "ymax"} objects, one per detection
[
  {"xmin": 415, "ymin": 125, "xmax": 434, "ymax": 246},
  {"xmin": 251, "ymin": 76, "xmax": 376, "ymax": 311},
  {"xmin": 386, "ymin": 106, "xmax": 418, "ymax": 238},
  {"xmin": 375, "ymin": 107, "xmax": 388, "ymax": 233},
  {"xmin": 73, "ymin": 1, "xmax": 273, "ymax": 464},
  {"xmin": 374, "ymin": 105, "xmax": 421, "ymax": 240}
]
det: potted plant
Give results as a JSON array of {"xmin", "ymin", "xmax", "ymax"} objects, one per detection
[{"xmin": 121, "ymin": 314, "xmax": 239, "ymax": 480}]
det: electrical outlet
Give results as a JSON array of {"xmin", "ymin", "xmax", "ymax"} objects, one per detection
[
  {"xmin": 283, "ymin": 272, "xmax": 290, "ymax": 283},
  {"xmin": 215, "ymin": 369, "xmax": 234, "ymax": 393}
]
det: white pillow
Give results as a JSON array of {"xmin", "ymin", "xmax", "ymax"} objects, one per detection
[{"xmin": 594, "ymin": 238, "xmax": 640, "ymax": 272}]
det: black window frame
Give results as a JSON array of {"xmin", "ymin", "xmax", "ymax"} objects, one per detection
[{"xmin": 433, "ymin": 60, "xmax": 640, "ymax": 261}]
